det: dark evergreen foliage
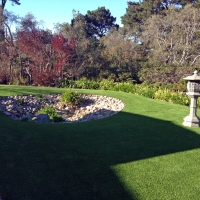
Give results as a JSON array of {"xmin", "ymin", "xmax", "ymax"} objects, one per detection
[
  {"xmin": 121, "ymin": 0, "xmax": 198, "ymax": 28},
  {"xmin": 84, "ymin": 7, "xmax": 119, "ymax": 38}
]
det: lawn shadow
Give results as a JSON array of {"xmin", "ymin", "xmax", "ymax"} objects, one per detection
[{"xmin": 0, "ymin": 110, "xmax": 200, "ymax": 199}]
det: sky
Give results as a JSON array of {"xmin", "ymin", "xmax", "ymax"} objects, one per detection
[{"xmin": 5, "ymin": 0, "xmax": 129, "ymax": 31}]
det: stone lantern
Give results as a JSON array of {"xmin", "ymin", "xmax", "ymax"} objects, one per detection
[{"xmin": 183, "ymin": 70, "xmax": 200, "ymax": 127}]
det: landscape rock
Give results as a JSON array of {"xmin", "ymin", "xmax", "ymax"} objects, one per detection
[
  {"xmin": 36, "ymin": 114, "xmax": 50, "ymax": 123},
  {"xmin": 0, "ymin": 94, "xmax": 125, "ymax": 123}
]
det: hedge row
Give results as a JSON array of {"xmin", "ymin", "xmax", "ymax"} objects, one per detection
[{"xmin": 59, "ymin": 78, "xmax": 198, "ymax": 107}]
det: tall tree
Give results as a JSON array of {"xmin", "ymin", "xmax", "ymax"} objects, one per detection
[
  {"xmin": 100, "ymin": 28, "xmax": 141, "ymax": 82},
  {"xmin": 55, "ymin": 11, "xmax": 90, "ymax": 79},
  {"xmin": 16, "ymin": 13, "xmax": 55, "ymax": 85},
  {"xmin": 85, "ymin": 7, "xmax": 119, "ymax": 38},
  {"xmin": 4, "ymin": 10, "xmax": 20, "ymax": 44},
  {"xmin": 121, "ymin": 0, "xmax": 198, "ymax": 28},
  {"xmin": 56, "ymin": 10, "xmax": 106, "ymax": 79},
  {"xmin": 52, "ymin": 34, "xmax": 77, "ymax": 80},
  {"xmin": 0, "ymin": 0, "xmax": 20, "ymax": 41},
  {"xmin": 142, "ymin": 4, "xmax": 200, "ymax": 67}
]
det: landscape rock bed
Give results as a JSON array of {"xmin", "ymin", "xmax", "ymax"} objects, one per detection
[{"xmin": 0, "ymin": 94, "xmax": 125, "ymax": 123}]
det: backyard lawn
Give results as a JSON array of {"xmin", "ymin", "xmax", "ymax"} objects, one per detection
[{"xmin": 0, "ymin": 85, "xmax": 200, "ymax": 200}]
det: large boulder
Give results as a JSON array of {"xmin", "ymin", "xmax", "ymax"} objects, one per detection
[{"xmin": 36, "ymin": 114, "xmax": 50, "ymax": 123}]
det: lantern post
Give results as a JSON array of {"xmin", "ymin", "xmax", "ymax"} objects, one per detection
[{"xmin": 183, "ymin": 70, "xmax": 200, "ymax": 127}]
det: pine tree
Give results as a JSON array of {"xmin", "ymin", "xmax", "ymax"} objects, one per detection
[
  {"xmin": 84, "ymin": 7, "xmax": 118, "ymax": 38},
  {"xmin": 121, "ymin": 0, "xmax": 198, "ymax": 28}
]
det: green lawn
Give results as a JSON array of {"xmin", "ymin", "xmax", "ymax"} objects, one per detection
[{"xmin": 0, "ymin": 85, "xmax": 200, "ymax": 200}]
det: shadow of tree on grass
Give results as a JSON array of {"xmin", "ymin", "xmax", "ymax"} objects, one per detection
[{"xmin": 0, "ymin": 110, "xmax": 200, "ymax": 199}]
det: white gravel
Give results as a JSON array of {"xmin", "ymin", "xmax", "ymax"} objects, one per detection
[{"xmin": 0, "ymin": 94, "xmax": 125, "ymax": 123}]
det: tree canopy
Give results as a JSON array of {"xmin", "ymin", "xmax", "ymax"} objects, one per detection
[
  {"xmin": 0, "ymin": 0, "xmax": 20, "ymax": 41},
  {"xmin": 2, "ymin": 0, "xmax": 200, "ymax": 86},
  {"xmin": 84, "ymin": 7, "xmax": 119, "ymax": 38},
  {"xmin": 1, "ymin": 0, "xmax": 20, "ymax": 9},
  {"xmin": 142, "ymin": 4, "xmax": 200, "ymax": 67},
  {"xmin": 121, "ymin": 0, "xmax": 198, "ymax": 28}
]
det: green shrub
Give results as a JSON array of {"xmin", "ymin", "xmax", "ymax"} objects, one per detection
[
  {"xmin": 169, "ymin": 92, "xmax": 190, "ymax": 106},
  {"xmin": 55, "ymin": 77, "xmax": 194, "ymax": 108},
  {"xmin": 58, "ymin": 79, "xmax": 75, "ymax": 88},
  {"xmin": 132, "ymin": 85, "xmax": 157, "ymax": 98},
  {"xmin": 99, "ymin": 79, "xmax": 115, "ymax": 90},
  {"xmin": 153, "ymin": 89, "xmax": 190, "ymax": 106},
  {"xmin": 113, "ymin": 82, "xmax": 134, "ymax": 93},
  {"xmin": 38, "ymin": 105, "xmax": 64, "ymax": 122},
  {"xmin": 61, "ymin": 91, "xmax": 82, "ymax": 106},
  {"xmin": 154, "ymin": 89, "xmax": 172, "ymax": 101},
  {"xmin": 75, "ymin": 78, "xmax": 100, "ymax": 89},
  {"xmin": 51, "ymin": 115, "xmax": 64, "ymax": 123}
]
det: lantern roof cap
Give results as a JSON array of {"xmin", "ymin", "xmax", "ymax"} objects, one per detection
[{"xmin": 183, "ymin": 70, "xmax": 200, "ymax": 80}]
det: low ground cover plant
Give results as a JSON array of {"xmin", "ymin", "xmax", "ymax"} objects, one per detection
[
  {"xmin": 17, "ymin": 99, "xmax": 25, "ymax": 105},
  {"xmin": 35, "ymin": 94, "xmax": 46, "ymax": 101},
  {"xmin": 38, "ymin": 105, "xmax": 64, "ymax": 122}
]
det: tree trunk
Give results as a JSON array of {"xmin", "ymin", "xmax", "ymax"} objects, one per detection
[{"xmin": 0, "ymin": 5, "xmax": 5, "ymax": 42}]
